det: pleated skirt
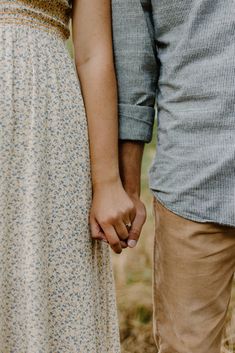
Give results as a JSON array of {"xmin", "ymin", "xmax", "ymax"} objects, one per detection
[{"xmin": 0, "ymin": 24, "xmax": 120, "ymax": 353}]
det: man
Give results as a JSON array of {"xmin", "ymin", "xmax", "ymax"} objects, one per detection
[{"xmin": 112, "ymin": 0, "xmax": 235, "ymax": 352}]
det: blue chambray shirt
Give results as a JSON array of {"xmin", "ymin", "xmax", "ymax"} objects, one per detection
[{"xmin": 112, "ymin": 0, "xmax": 235, "ymax": 226}]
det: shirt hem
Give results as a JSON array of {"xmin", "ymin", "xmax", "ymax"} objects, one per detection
[{"xmin": 152, "ymin": 191, "xmax": 235, "ymax": 228}]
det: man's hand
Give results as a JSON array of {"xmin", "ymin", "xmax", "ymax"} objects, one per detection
[
  {"xmin": 119, "ymin": 141, "xmax": 147, "ymax": 248},
  {"xmin": 127, "ymin": 195, "xmax": 147, "ymax": 248}
]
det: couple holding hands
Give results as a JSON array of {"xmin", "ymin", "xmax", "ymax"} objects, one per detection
[{"xmin": 0, "ymin": 0, "xmax": 234, "ymax": 352}]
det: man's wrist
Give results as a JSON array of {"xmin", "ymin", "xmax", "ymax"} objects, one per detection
[
  {"xmin": 119, "ymin": 140, "xmax": 144, "ymax": 197},
  {"xmin": 121, "ymin": 182, "xmax": 141, "ymax": 198}
]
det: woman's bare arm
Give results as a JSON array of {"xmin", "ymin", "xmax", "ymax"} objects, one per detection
[
  {"xmin": 72, "ymin": 0, "xmax": 118, "ymax": 186},
  {"xmin": 72, "ymin": 0, "xmax": 135, "ymax": 253}
]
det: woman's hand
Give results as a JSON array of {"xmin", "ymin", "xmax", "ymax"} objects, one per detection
[{"xmin": 90, "ymin": 180, "xmax": 136, "ymax": 254}]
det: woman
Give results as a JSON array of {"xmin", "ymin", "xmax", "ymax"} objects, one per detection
[{"xmin": 0, "ymin": 0, "xmax": 135, "ymax": 352}]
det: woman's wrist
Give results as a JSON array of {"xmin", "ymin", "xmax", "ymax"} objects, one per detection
[{"xmin": 92, "ymin": 173, "xmax": 122, "ymax": 191}]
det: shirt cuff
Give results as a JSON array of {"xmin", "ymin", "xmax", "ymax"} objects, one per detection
[{"xmin": 118, "ymin": 103, "xmax": 155, "ymax": 143}]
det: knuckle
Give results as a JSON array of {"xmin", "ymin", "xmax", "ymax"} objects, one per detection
[
  {"xmin": 130, "ymin": 202, "xmax": 135, "ymax": 212},
  {"xmin": 99, "ymin": 220, "xmax": 106, "ymax": 227},
  {"xmin": 100, "ymin": 213, "xmax": 121, "ymax": 226},
  {"xmin": 126, "ymin": 206, "xmax": 134, "ymax": 215},
  {"xmin": 110, "ymin": 239, "xmax": 120, "ymax": 247},
  {"xmin": 126, "ymin": 201, "xmax": 135, "ymax": 212},
  {"xmin": 138, "ymin": 209, "xmax": 147, "ymax": 220},
  {"xmin": 116, "ymin": 211, "xmax": 123, "ymax": 219},
  {"xmin": 119, "ymin": 234, "xmax": 128, "ymax": 241},
  {"xmin": 99, "ymin": 217, "xmax": 112, "ymax": 226},
  {"xmin": 110, "ymin": 214, "xmax": 122, "ymax": 224},
  {"xmin": 129, "ymin": 228, "xmax": 140, "ymax": 237},
  {"xmin": 127, "ymin": 199, "xmax": 134, "ymax": 207}
]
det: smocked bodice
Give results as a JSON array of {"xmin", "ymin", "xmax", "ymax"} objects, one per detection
[{"xmin": 0, "ymin": 0, "xmax": 72, "ymax": 39}]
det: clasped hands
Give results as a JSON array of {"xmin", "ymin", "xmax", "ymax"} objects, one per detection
[{"xmin": 90, "ymin": 179, "xmax": 146, "ymax": 254}]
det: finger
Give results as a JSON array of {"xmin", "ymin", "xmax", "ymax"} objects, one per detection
[
  {"xmin": 127, "ymin": 211, "xmax": 146, "ymax": 248},
  {"xmin": 114, "ymin": 221, "xmax": 129, "ymax": 241},
  {"xmin": 129, "ymin": 206, "xmax": 137, "ymax": 223},
  {"xmin": 90, "ymin": 217, "xmax": 107, "ymax": 242},
  {"xmin": 120, "ymin": 240, "xmax": 128, "ymax": 249},
  {"xmin": 123, "ymin": 207, "xmax": 136, "ymax": 226},
  {"xmin": 101, "ymin": 225, "xmax": 123, "ymax": 254}
]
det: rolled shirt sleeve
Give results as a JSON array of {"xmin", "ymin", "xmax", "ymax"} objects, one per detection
[{"xmin": 112, "ymin": 0, "xmax": 159, "ymax": 143}]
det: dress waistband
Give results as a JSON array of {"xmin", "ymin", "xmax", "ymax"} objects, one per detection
[{"xmin": 0, "ymin": 1, "xmax": 71, "ymax": 39}]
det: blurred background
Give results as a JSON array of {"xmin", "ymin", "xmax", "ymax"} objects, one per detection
[{"xmin": 67, "ymin": 39, "xmax": 235, "ymax": 353}]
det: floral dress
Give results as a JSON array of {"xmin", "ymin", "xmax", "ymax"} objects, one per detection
[{"xmin": 0, "ymin": 1, "xmax": 120, "ymax": 352}]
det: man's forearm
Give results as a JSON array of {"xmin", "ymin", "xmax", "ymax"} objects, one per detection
[{"xmin": 119, "ymin": 141, "xmax": 145, "ymax": 197}]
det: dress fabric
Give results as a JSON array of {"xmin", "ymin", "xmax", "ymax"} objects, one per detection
[{"xmin": 0, "ymin": 1, "xmax": 120, "ymax": 352}]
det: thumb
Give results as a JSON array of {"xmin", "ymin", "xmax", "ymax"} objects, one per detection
[{"xmin": 127, "ymin": 210, "xmax": 146, "ymax": 248}]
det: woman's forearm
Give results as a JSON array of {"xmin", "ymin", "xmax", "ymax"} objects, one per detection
[
  {"xmin": 71, "ymin": 0, "xmax": 136, "ymax": 253},
  {"xmin": 76, "ymin": 56, "xmax": 120, "ymax": 188},
  {"xmin": 72, "ymin": 0, "xmax": 120, "ymax": 189}
]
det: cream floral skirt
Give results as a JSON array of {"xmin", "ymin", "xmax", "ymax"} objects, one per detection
[{"xmin": 0, "ymin": 25, "xmax": 120, "ymax": 353}]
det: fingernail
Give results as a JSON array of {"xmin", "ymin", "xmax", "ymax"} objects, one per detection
[{"xmin": 128, "ymin": 240, "xmax": 137, "ymax": 248}]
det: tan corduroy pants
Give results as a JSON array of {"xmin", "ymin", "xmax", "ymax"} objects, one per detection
[{"xmin": 153, "ymin": 198, "xmax": 235, "ymax": 353}]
